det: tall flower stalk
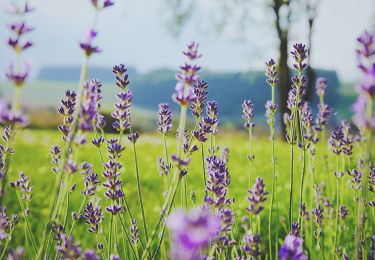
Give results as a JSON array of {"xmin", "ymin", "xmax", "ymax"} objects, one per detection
[
  {"xmin": 242, "ymin": 100, "xmax": 255, "ymax": 187},
  {"xmin": 265, "ymin": 58, "xmax": 278, "ymax": 259},
  {"xmin": 286, "ymin": 43, "xmax": 308, "ymax": 227},
  {"xmin": 142, "ymin": 42, "xmax": 201, "ymax": 259}
]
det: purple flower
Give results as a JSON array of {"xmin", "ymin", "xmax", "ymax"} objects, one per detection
[
  {"xmin": 190, "ymin": 80, "xmax": 208, "ymax": 118},
  {"xmin": 130, "ymin": 219, "xmax": 139, "ymax": 245},
  {"xmin": 278, "ymin": 234, "xmax": 307, "ymax": 260},
  {"xmin": 91, "ymin": 0, "xmax": 114, "ymax": 9},
  {"xmin": 58, "ymin": 90, "xmax": 77, "ymax": 139},
  {"xmin": 113, "ymin": 64, "xmax": 130, "ymax": 90},
  {"xmin": 338, "ymin": 205, "xmax": 349, "ymax": 220},
  {"xmin": 8, "ymin": 247, "xmax": 24, "ymax": 260},
  {"xmin": 50, "ymin": 145, "xmax": 62, "ymax": 174},
  {"xmin": 265, "ymin": 100, "xmax": 278, "ymax": 126},
  {"xmin": 240, "ymin": 231, "xmax": 261, "ymax": 258},
  {"xmin": 183, "ymin": 41, "xmax": 202, "ymax": 60},
  {"xmin": 291, "ymin": 43, "xmax": 308, "ymax": 73},
  {"xmin": 157, "ymin": 103, "xmax": 172, "ymax": 134},
  {"xmin": 9, "ymin": 172, "xmax": 32, "ymax": 202},
  {"xmin": 172, "ymin": 82, "xmax": 196, "ymax": 107},
  {"xmin": 157, "ymin": 157, "xmax": 172, "ymax": 176},
  {"xmin": 356, "ymin": 31, "xmax": 375, "ymax": 73},
  {"xmin": 171, "ymin": 154, "xmax": 190, "ymax": 177},
  {"xmin": 173, "ymin": 42, "xmax": 201, "ymax": 106},
  {"xmin": 206, "ymin": 101, "xmax": 219, "ymax": 135},
  {"xmin": 0, "ymin": 100, "xmax": 28, "ymax": 126},
  {"xmin": 315, "ymin": 77, "xmax": 327, "ymax": 97},
  {"xmin": 5, "ymin": 64, "xmax": 30, "ymax": 87},
  {"xmin": 242, "ymin": 100, "xmax": 255, "ymax": 129},
  {"xmin": 56, "ymin": 235, "xmax": 82, "ymax": 259},
  {"xmin": 79, "ymin": 30, "xmax": 101, "ymax": 57},
  {"xmin": 370, "ymin": 235, "xmax": 375, "ymax": 260},
  {"xmin": 314, "ymin": 103, "xmax": 331, "ymax": 132},
  {"xmin": 111, "ymin": 90, "xmax": 132, "ymax": 132},
  {"xmin": 8, "ymin": 1, "xmax": 35, "ymax": 15},
  {"xmin": 0, "ymin": 207, "xmax": 18, "ymax": 241},
  {"xmin": 128, "ymin": 131, "xmax": 140, "ymax": 143},
  {"xmin": 167, "ymin": 207, "xmax": 220, "ymax": 252},
  {"xmin": 358, "ymin": 63, "xmax": 375, "ymax": 97},
  {"xmin": 246, "ymin": 177, "xmax": 268, "ymax": 215},
  {"xmin": 204, "ymin": 155, "xmax": 231, "ymax": 209},
  {"xmin": 82, "ymin": 250, "xmax": 99, "ymax": 260},
  {"xmin": 369, "ymin": 165, "xmax": 375, "ymax": 193},
  {"xmin": 80, "ymin": 162, "xmax": 100, "ymax": 197},
  {"xmin": 350, "ymin": 169, "xmax": 362, "ymax": 190},
  {"xmin": 79, "ymin": 79, "xmax": 102, "ymax": 131},
  {"xmin": 83, "ymin": 202, "xmax": 103, "ymax": 233},
  {"xmin": 9, "ymin": 22, "xmax": 33, "ymax": 37},
  {"xmin": 265, "ymin": 59, "xmax": 279, "ymax": 86},
  {"xmin": 329, "ymin": 125, "xmax": 344, "ymax": 155}
]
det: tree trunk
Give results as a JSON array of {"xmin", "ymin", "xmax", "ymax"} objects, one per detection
[
  {"xmin": 305, "ymin": 19, "xmax": 315, "ymax": 101},
  {"xmin": 278, "ymin": 35, "xmax": 290, "ymax": 139}
]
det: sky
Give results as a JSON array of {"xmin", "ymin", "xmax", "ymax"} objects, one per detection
[{"xmin": 0, "ymin": 0, "xmax": 374, "ymax": 82}]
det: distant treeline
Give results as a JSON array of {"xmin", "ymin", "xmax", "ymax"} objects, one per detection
[{"xmin": 38, "ymin": 66, "xmax": 339, "ymax": 126}]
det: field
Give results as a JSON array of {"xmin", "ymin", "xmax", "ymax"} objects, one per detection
[{"xmin": 3, "ymin": 127, "xmax": 374, "ymax": 259}]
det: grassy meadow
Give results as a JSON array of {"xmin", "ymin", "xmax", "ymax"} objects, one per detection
[{"xmin": 4, "ymin": 127, "xmax": 373, "ymax": 257}]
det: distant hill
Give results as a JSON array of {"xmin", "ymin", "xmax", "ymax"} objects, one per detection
[
  {"xmin": 38, "ymin": 66, "xmax": 138, "ymax": 82},
  {"xmin": 0, "ymin": 65, "xmax": 341, "ymax": 129}
]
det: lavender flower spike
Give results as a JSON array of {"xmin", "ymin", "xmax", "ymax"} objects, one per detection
[
  {"xmin": 157, "ymin": 103, "xmax": 172, "ymax": 134},
  {"xmin": 242, "ymin": 100, "xmax": 255, "ymax": 129},
  {"xmin": 247, "ymin": 177, "xmax": 268, "ymax": 215}
]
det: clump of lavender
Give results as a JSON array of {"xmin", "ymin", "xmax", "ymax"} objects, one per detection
[
  {"xmin": 167, "ymin": 207, "xmax": 220, "ymax": 259},
  {"xmin": 278, "ymin": 234, "xmax": 307, "ymax": 260}
]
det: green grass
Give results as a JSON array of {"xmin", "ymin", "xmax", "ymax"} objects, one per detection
[{"xmin": 2, "ymin": 128, "xmax": 374, "ymax": 258}]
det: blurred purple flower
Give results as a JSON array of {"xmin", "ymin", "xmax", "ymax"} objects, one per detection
[
  {"xmin": 79, "ymin": 30, "xmax": 101, "ymax": 57},
  {"xmin": 278, "ymin": 234, "xmax": 307, "ymax": 260},
  {"xmin": 240, "ymin": 231, "xmax": 261, "ymax": 258},
  {"xmin": 8, "ymin": 247, "xmax": 24, "ymax": 260},
  {"xmin": 315, "ymin": 77, "xmax": 327, "ymax": 97},
  {"xmin": 167, "ymin": 207, "xmax": 220, "ymax": 256},
  {"xmin": 5, "ymin": 63, "xmax": 30, "ymax": 87}
]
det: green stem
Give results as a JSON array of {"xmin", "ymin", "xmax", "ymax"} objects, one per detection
[
  {"xmin": 132, "ymin": 142, "xmax": 149, "ymax": 244},
  {"xmin": 108, "ymin": 214, "xmax": 114, "ymax": 259}
]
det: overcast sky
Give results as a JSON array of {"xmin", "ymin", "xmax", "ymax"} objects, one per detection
[{"xmin": 0, "ymin": 0, "xmax": 374, "ymax": 81}]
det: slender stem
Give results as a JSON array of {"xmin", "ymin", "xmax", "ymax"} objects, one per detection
[
  {"xmin": 247, "ymin": 127, "xmax": 253, "ymax": 187},
  {"xmin": 289, "ymin": 143, "xmax": 294, "ymax": 227},
  {"xmin": 268, "ymin": 86, "xmax": 276, "ymax": 260},
  {"xmin": 132, "ymin": 142, "xmax": 149, "ymax": 244},
  {"xmin": 201, "ymin": 144, "xmax": 207, "ymax": 195},
  {"xmin": 108, "ymin": 214, "xmax": 114, "ymax": 259},
  {"xmin": 298, "ymin": 149, "xmax": 306, "ymax": 226}
]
